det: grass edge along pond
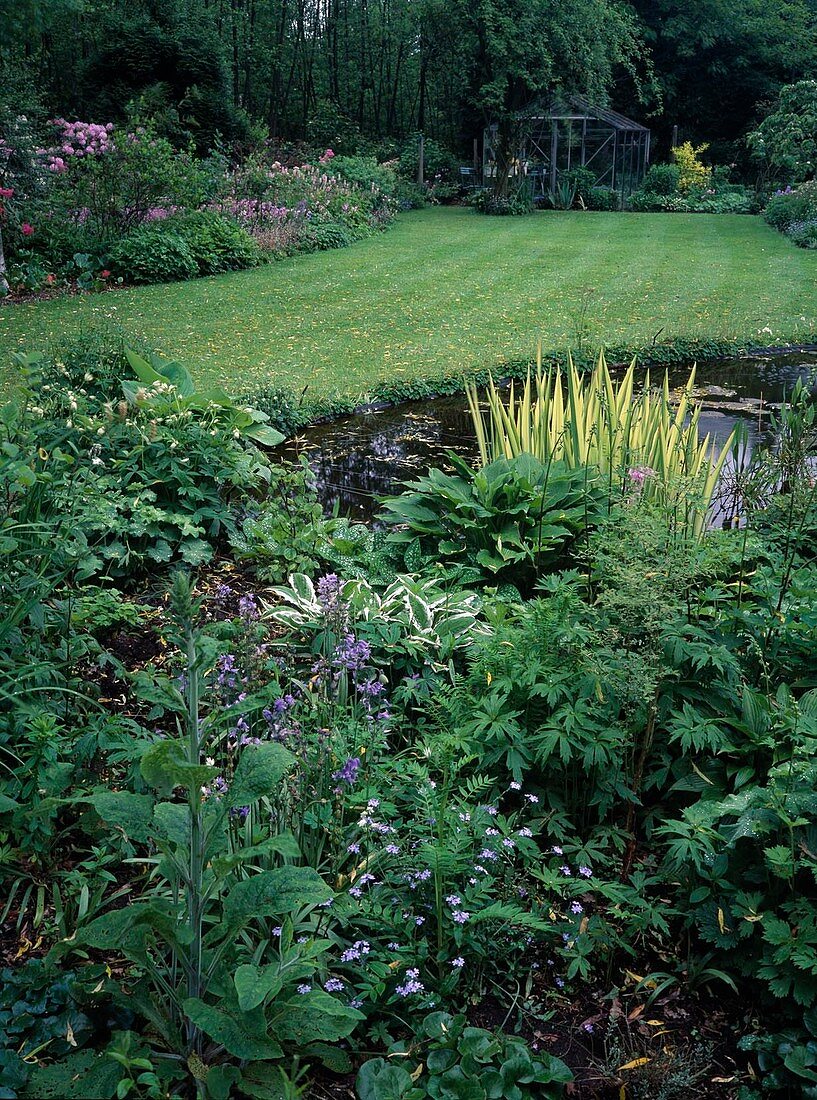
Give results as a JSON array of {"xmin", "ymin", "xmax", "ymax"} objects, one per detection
[{"xmin": 1, "ymin": 207, "xmax": 817, "ymax": 401}]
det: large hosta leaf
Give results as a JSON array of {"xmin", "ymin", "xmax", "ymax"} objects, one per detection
[{"xmin": 222, "ymin": 867, "xmax": 332, "ymax": 930}]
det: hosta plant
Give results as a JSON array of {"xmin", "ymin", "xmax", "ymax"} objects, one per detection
[
  {"xmin": 379, "ymin": 452, "xmax": 603, "ymax": 590},
  {"xmin": 356, "ymin": 1011, "xmax": 572, "ymax": 1099}
]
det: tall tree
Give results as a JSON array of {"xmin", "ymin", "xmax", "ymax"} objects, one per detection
[{"xmin": 628, "ymin": 0, "xmax": 817, "ymax": 157}]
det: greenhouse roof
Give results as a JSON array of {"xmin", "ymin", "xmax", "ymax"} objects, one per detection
[{"xmin": 529, "ymin": 96, "xmax": 649, "ymax": 132}]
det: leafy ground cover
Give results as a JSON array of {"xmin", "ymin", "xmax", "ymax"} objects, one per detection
[
  {"xmin": 2, "ymin": 336, "xmax": 817, "ymax": 1098},
  {"xmin": 2, "ymin": 208, "xmax": 817, "ymax": 401}
]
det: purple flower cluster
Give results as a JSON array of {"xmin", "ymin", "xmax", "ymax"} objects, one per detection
[
  {"xmin": 340, "ymin": 940, "xmax": 370, "ymax": 962},
  {"xmin": 333, "ymin": 633, "xmax": 371, "ymax": 672},
  {"xmin": 239, "ymin": 593, "xmax": 259, "ymax": 622},
  {"xmin": 395, "ymin": 968, "xmax": 424, "ymax": 997},
  {"xmin": 216, "ymin": 653, "xmax": 238, "ymax": 692},
  {"xmin": 201, "ymin": 775, "xmax": 228, "ymax": 801},
  {"xmin": 333, "ymin": 756, "xmax": 361, "ymax": 788},
  {"xmin": 316, "ymin": 572, "xmax": 343, "ymax": 612}
]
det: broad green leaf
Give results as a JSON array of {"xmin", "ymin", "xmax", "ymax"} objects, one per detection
[
  {"xmin": 244, "ymin": 424, "xmax": 286, "ymax": 447},
  {"xmin": 124, "ymin": 348, "xmax": 163, "ymax": 386},
  {"xmin": 222, "ymin": 867, "xmax": 332, "ymax": 929},
  {"xmin": 356, "ymin": 1059, "xmax": 414, "ymax": 1100},
  {"xmin": 140, "ymin": 738, "xmax": 216, "ymax": 795},
  {"xmin": 212, "ymin": 832, "xmax": 300, "ymax": 873},
  {"xmin": 227, "ymin": 743, "xmax": 295, "ymax": 809},
  {"xmin": 272, "ymin": 991, "xmax": 363, "ymax": 1044},
  {"xmin": 85, "ymin": 789, "xmax": 154, "ymax": 843},
  {"xmin": 22, "ymin": 1050, "xmax": 121, "ymax": 1099},
  {"xmin": 234, "ymin": 964, "xmax": 283, "ymax": 1011},
  {"xmin": 239, "ymin": 1063, "xmax": 296, "ymax": 1099},
  {"xmin": 305, "ymin": 1042, "xmax": 353, "ymax": 1074},
  {"xmin": 152, "ymin": 801, "xmax": 190, "ymax": 847},
  {"xmin": 183, "ymin": 998, "xmax": 283, "ymax": 1060},
  {"xmin": 205, "ymin": 1065, "xmax": 241, "ymax": 1100}
]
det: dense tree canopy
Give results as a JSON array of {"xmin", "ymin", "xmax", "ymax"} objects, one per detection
[{"xmin": 1, "ymin": 0, "xmax": 816, "ymax": 162}]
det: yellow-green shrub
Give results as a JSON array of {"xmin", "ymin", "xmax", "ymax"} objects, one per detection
[{"xmin": 672, "ymin": 141, "xmax": 712, "ymax": 192}]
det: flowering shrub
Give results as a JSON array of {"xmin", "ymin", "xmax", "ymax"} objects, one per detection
[
  {"xmin": 37, "ymin": 120, "xmax": 210, "ymax": 240},
  {"xmin": 222, "ymin": 151, "xmax": 396, "ymax": 255},
  {"xmin": 764, "ymin": 179, "xmax": 817, "ymax": 247}
]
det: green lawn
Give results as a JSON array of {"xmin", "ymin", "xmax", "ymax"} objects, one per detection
[{"xmin": 2, "ymin": 207, "xmax": 816, "ymax": 399}]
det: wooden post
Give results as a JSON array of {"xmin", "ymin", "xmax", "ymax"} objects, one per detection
[
  {"xmin": 473, "ymin": 137, "xmax": 479, "ymax": 172},
  {"xmin": 0, "ymin": 227, "xmax": 8, "ymax": 297},
  {"xmin": 417, "ymin": 133, "xmax": 424, "ymax": 186},
  {"xmin": 549, "ymin": 119, "xmax": 558, "ymax": 192},
  {"xmin": 671, "ymin": 124, "xmax": 678, "ymax": 150}
]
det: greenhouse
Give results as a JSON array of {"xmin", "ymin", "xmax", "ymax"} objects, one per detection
[{"xmin": 483, "ymin": 96, "xmax": 651, "ymax": 198}]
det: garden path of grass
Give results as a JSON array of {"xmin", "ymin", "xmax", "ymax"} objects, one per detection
[{"xmin": 1, "ymin": 207, "xmax": 816, "ymax": 399}]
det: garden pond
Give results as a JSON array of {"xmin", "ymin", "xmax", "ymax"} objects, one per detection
[{"xmin": 279, "ymin": 349, "xmax": 817, "ymax": 519}]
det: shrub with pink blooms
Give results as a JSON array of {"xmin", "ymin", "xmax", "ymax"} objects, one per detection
[
  {"xmin": 40, "ymin": 120, "xmax": 210, "ymax": 241},
  {"xmin": 223, "ymin": 148, "xmax": 396, "ymax": 256}
]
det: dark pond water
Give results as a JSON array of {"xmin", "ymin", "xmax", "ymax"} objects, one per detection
[{"xmin": 278, "ymin": 351, "xmax": 817, "ymax": 520}]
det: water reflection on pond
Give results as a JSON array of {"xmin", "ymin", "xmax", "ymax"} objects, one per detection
[{"xmin": 277, "ymin": 352, "xmax": 817, "ymax": 520}]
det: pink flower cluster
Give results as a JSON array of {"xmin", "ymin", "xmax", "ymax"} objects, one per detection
[
  {"xmin": 319, "ymin": 148, "xmax": 335, "ymax": 164},
  {"xmin": 224, "ymin": 198, "xmax": 295, "ymax": 228},
  {"xmin": 46, "ymin": 119, "xmax": 114, "ymax": 173}
]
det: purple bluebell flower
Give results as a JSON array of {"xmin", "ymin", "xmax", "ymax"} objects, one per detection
[
  {"xmin": 317, "ymin": 573, "xmax": 342, "ymax": 608},
  {"xmin": 333, "ymin": 633, "xmax": 371, "ymax": 671},
  {"xmin": 332, "ymin": 756, "xmax": 361, "ymax": 788},
  {"xmin": 239, "ymin": 594, "xmax": 259, "ymax": 621}
]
